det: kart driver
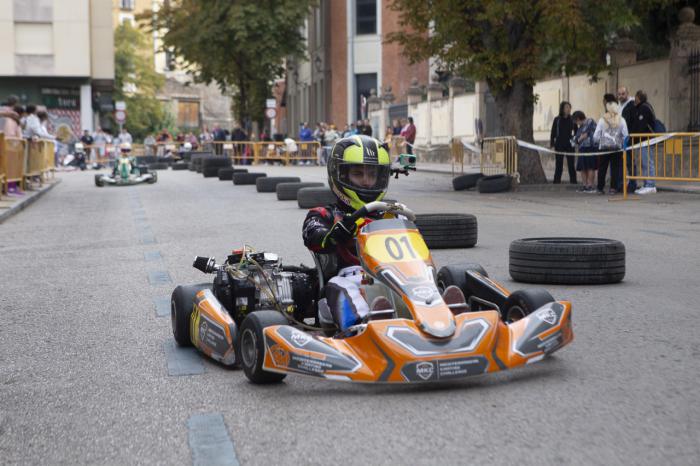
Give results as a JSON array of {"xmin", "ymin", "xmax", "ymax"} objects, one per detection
[
  {"xmin": 116, "ymin": 142, "xmax": 133, "ymax": 179},
  {"xmin": 302, "ymin": 135, "xmax": 394, "ymax": 332}
]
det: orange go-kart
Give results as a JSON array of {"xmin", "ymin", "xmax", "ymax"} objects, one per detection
[{"xmin": 171, "ymin": 201, "xmax": 573, "ymax": 384}]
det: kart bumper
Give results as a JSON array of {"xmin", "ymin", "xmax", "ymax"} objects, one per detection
[{"xmin": 262, "ymin": 301, "xmax": 573, "ymax": 383}]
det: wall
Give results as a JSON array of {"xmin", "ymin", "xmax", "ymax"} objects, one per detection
[
  {"xmin": 618, "ymin": 59, "xmax": 669, "ymax": 128},
  {"xmin": 92, "ymin": 0, "xmax": 115, "ymax": 80}
]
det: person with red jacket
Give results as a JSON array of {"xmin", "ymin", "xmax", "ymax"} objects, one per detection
[{"xmin": 400, "ymin": 117, "xmax": 416, "ymax": 154}]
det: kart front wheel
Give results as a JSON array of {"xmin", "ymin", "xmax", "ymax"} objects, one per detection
[
  {"xmin": 501, "ymin": 289, "xmax": 554, "ymax": 323},
  {"xmin": 94, "ymin": 174, "xmax": 104, "ymax": 187},
  {"xmin": 239, "ymin": 311, "xmax": 288, "ymax": 384},
  {"xmin": 147, "ymin": 172, "xmax": 158, "ymax": 184},
  {"xmin": 171, "ymin": 283, "xmax": 211, "ymax": 346}
]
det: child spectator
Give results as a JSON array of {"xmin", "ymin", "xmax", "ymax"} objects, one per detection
[{"xmin": 573, "ymin": 111, "xmax": 597, "ymax": 193}]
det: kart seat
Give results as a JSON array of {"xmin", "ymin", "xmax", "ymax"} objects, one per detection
[{"xmin": 442, "ymin": 285, "xmax": 468, "ymax": 315}]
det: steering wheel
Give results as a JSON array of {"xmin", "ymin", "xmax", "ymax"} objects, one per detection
[{"xmin": 347, "ymin": 201, "xmax": 416, "ymax": 222}]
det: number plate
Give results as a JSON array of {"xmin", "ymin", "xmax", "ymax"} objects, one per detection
[{"xmin": 365, "ymin": 232, "xmax": 429, "ymax": 263}]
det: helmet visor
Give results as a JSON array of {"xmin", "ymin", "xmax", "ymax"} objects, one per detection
[{"xmin": 337, "ymin": 162, "xmax": 390, "ymax": 193}]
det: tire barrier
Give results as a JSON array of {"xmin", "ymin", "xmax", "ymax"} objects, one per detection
[
  {"xmin": 297, "ymin": 187, "xmax": 337, "ymax": 209},
  {"xmin": 256, "ymin": 176, "xmax": 302, "ymax": 193},
  {"xmin": 452, "ymin": 173, "xmax": 483, "ymax": 191},
  {"xmin": 276, "ymin": 182, "xmax": 325, "ymax": 200},
  {"xmin": 414, "ymin": 213, "xmax": 478, "ymax": 249},
  {"xmin": 201, "ymin": 157, "xmax": 231, "ymax": 178},
  {"xmin": 477, "ymin": 174, "xmax": 512, "ymax": 193},
  {"xmin": 172, "ymin": 162, "xmax": 189, "ymax": 170},
  {"xmin": 509, "ymin": 237, "xmax": 626, "ymax": 285},
  {"xmin": 148, "ymin": 162, "xmax": 169, "ymax": 170},
  {"xmin": 233, "ymin": 172, "xmax": 267, "ymax": 185}
]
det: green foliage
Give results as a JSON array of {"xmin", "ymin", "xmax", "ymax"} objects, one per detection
[
  {"xmin": 144, "ymin": 0, "xmax": 315, "ymax": 127},
  {"xmin": 114, "ymin": 23, "xmax": 172, "ymax": 141}
]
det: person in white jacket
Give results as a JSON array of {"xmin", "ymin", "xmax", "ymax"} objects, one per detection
[
  {"xmin": 23, "ymin": 105, "xmax": 54, "ymax": 140},
  {"xmin": 593, "ymin": 94, "xmax": 628, "ymax": 195}
]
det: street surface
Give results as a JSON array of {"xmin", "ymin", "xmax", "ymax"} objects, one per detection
[{"xmin": 1, "ymin": 167, "xmax": 699, "ymax": 465}]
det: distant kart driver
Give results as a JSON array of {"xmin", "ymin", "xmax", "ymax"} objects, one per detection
[
  {"xmin": 302, "ymin": 135, "xmax": 395, "ymax": 331},
  {"xmin": 116, "ymin": 142, "xmax": 133, "ymax": 180}
]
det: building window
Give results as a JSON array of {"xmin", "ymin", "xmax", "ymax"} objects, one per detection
[
  {"xmin": 355, "ymin": 73, "xmax": 377, "ymax": 119},
  {"xmin": 177, "ymin": 100, "xmax": 200, "ymax": 129},
  {"xmin": 120, "ymin": 0, "xmax": 135, "ymax": 10},
  {"xmin": 356, "ymin": 0, "xmax": 376, "ymax": 35}
]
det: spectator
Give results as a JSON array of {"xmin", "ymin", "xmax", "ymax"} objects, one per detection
[
  {"xmin": 3, "ymin": 104, "xmax": 24, "ymax": 138},
  {"xmin": 550, "ymin": 101, "xmax": 577, "ymax": 184},
  {"xmin": 212, "ymin": 125, "xmax": 226, "ymax": 155},
  {"xmin": 362, "ymin": 119, "xmax": 373, "ymax": 136},
  {"xmin": 384, "ymin": 125, "xmax": 393, "ymax": 144},
  {"xmin": 23, "ymin": 105, "xmax": 54, "ymax": 140},
  {"xmin": 144, "ymin": 133, "xmax": 156, "ymax": 156},
  {"xmin": 231, "ymin": 126, "xmax": 248, "ymax": 164},
  {"xmin": 116, "ymin": 127, "xmax": 133, "ymax": 145},
  {"xmin": 617, "ymin": 86, "xmax": 637, "ymax": 191},
  {"xmin": 392, "ymin": 119, "xmax": 402, "ymax": 136},
  {"xmin": 400, "ymin": 116, "xmax": 416, "ymax": 155},
  {"xmin": 93, "ymin": 127, "xmax": 108, "ymax": 160},
  {"xmin": 631, "ymin": 90, "xmax": 658, "ymax": 195},
  {"xmin": 0, "ymin": 95, "xmax": 20, "ymax": 130},
  {"xmin": 80, "ymin": 129, "xmax": 95, "ymax": 161},
  {"xmin": 593, "ymin": 93, "xmax": 628, "ymax": 195},
  {"xmin": 572, "ymin": 111, "xmax": 597, "ymax": 193},
  {"xmin": 299, "ymin": 122, "xmax": 313, "ymax": 141},
  {"xmin": 321, "ymin": 124, "xmax": 340, "ymax": 165}
]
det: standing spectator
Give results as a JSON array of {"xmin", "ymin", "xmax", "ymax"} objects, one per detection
[
  {"xmin": 400, "ymin": 117, "xmax": 416, "ymax": 155},
  {"xmin": 321, "ymin": 124, "xmax": 340, "ymax": 165},
  {"xmin": 23, "ymin": 105, "xmax": 54, "ymax": 140},
  {"xmin": 80, "ymin": 129, "xmax": 94, "ymax": 162},
  {"xmin": 572, "ymin": 111, "xmax": 597, "ymax": 193},
  {"xmin": 593, "ymin": 93, "xmax": 628, "ymax": 195},
  {"xmin": 212, "ymin": 125, "xmax": 226, "ymax": 155},
  {"xmin": 617, "ymin": 86, "xmax": 637, "ymax": 191},
  {"xmin": 550, "ymin": 101, "xmax": 577, "ymax": 184},
  {"xmin": 299, "ymin": 122, "xmax": 313, "ymax": 141},
  {"xmin": 93, "ymin": 127, "xmax": 108, "ymax": 160},
  {"xmin": 3, "ymin": 104, "xmax": 24, "ymax": 138},
  {"xmin": 392, "ymin": 119, "xmax": 402, "ymax": 136},
  {"xmin": 631, "ymin": 90, "xmax": 658, "ymax": 194},
  {"xmin": 144, "ymin": 133, "xmax": 156, "ymax": 156},
  {"xmin": 199, "ymin": 126, "xmax": 213, "ymax": 149},
  {"xmin": 361, "ymin": 119, "xmax": 373, "ymax": 136},
  {"xmin": 231, "ymin": 126, "xmax": 248, "ymax": 164},
  {"xmin": 0, "ymin": 95, "xmax": 20, "ymax": 130},
  {"xmin": 116, "ymin": 127, "xmax": 133, "ymax": 145},
  {"xmin": 384, "ymin": 125, "xmax": 393, "ymax": 144}
]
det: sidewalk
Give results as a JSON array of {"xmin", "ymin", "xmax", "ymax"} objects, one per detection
[
  {"xmin": 0, "ymin": 178, "xmax": 61, "ymax": 224},
  {"xmin": 419, "ymin": 162, "xmax": 700, "ymax": 194}
]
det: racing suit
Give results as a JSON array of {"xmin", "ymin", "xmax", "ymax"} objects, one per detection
[{"xmin": 303, "ymin": 205, "xmax": 385, "ymax": 331}]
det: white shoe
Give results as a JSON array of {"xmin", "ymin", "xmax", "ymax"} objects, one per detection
[{"xmin": 636, "ymin": 186, "xmax": 657, "ymax": 195}]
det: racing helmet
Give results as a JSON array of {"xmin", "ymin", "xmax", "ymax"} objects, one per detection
[
  {"xmin": 74, "ymin": 142, "xmax": 84, "ymax": 152},
  {"xmin": 120, "ymin": 142, "xmax": 132, "ymax": 153},
  {"xmin": 327, "ymin": 135, "xmax": 391, "ymax": 211},
  {"xmin": 183, "ymin": 142, "xmax": 192, "ymax": 152}
]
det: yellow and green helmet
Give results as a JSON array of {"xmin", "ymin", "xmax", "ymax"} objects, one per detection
[{"xmin": 327, "ymin": 135, "xmax": 391, "ymax": 211}]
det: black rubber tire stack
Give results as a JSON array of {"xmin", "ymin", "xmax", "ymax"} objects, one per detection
[
  {"xmin": 509, "ymin": 237, "xmax": 626, "ymax": 285},
  {"xmin": 477, "ymin": 174, "xmax": 512, "ymax": 193},
  {"xmin": 256, "ymin": 176, "xmax": 302, "ymax": 193},
  {"xmin": 202, "ymin": 157, "xmax": 231, "ymax": 178},
  {"xmin": 233, "ymin": 172, "xmax": 267, "ymax": 185},
  {"xmin": 452, "ymin": 173, "xmax": 483, "ymax": 191},
  {"xmin": 148, "ymin": 162, "xmax": 168, "ymax": 170},
  {"xmin": 297, "ymin": 187, "xmax": 337, "ymax": 209},
  {"xmin": 276, "ymin": 182, "xmax": 325, "ymax": 200},
  {"xmin": 172, "ymin": 162, "xmax": 189, "ymax": 170},
  {"xmin": 414, "ymin": 213, "xmax": 478, "ymax": 249}
]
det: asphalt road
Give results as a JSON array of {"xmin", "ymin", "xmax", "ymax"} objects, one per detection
[{"xmin": 1, "ymin": 166, "xmax": 699, "ymax": 465}]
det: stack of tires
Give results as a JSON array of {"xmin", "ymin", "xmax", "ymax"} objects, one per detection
[
  {"xmin": 297, "ymin": 187, "xmax": 337, "ymax": 208},
  {"xmin": 414, "ymin": 213, "xmax": 478, "ymax": 249},
  {"xmin": 276, "ymin": 182, "xmax": 325, "ymax": 200},
  {"xmin": 233, "ymin": 172, "xmax": 267, "ymax": 185},
  {"xmin": 256, "ymin": 176, "xmax": 302, "ymax": 193},
  {"xmin": 217, "ymin": 167, "xmax": 248, "ymax": 180},
  {"xmin": 452, "ymin": 172, "xmax": 513, "ymax": 193},
  {"xmin": 202, "ymin": 157, "xmax": 232, "ymax": 177}
]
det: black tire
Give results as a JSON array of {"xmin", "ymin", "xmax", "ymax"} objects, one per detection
[
  {"xmin": 147, "ymin": 171, "xmax": 158, "ymax": 184},
  {"xmin": 452, "ymin": 173, "xmax": 483, "ymax": 191},
  {"xmin": 202, "ymin": 157, "xmax": 231, "ymax": 170},
  {"xmin": 94, "ymin": 174, "xmax": 104, "ymax": 187},
  {"xmin": 477, "ymin": 174, "xmax": 512, "ymax": 193},
  {"xmin": 202, "ymin": 165, "xmax": 221, "ymax": 178},
  {"xmin": 414, "ymin": 213, "xmax": 477, "ymax": 249},
  {"xmin": 239, "ymin": 311, "xmax": 288, "ymax": 384},
  {"xmin": 172, "ymin": 162, "xmax": 188, "ymax": 170},
  {"xmin": 297, "ymin": 187, "xmax": 339, "ymax": 209},
  {"xmin": 233, "ymin": 172, "xmax": 267, "ymax": 185},
  {"xmin": 171, "ymin": 283, "xmax": 212, "ymax": 347},
  {"xmin": 436, "ymin": 263, "xmax": 488, "ymax": 294},
  {"xmin": 232, "ymin": 168, "xmax": 248, "ymax": 174},
  {"xmin": 276, "ymin": 182, "xmax": 325, "ymax": 200},
  {"xmin": 218, "ymin": 168, "xmax": 234, "ymax": 180},
  {"xmin": 501, "ymin": 289, "xmax": 555, "ymax": 323},
  {"xmin": 148, "ymin": 162, "xmax": 168, "ymax": 170},
  {"xmin": 135, "ymin": 165, "xmax": 149, "ymax": 174},
  {"xmin": 509, "ymin": 237, "xmax": 625, "ymax": 285},
  {"xmin": 256, "ymin": 176, "xmax": 302, "ymax": 193}
]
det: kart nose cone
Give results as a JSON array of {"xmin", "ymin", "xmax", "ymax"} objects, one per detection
[{"xmin": 418, "ymin": 317, "xmax": 456, "ymax": 338}]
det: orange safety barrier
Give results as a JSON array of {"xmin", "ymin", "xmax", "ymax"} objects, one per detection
[
  {"xmin": 623, "ymin": 133, "xmax": 700, "ymax": 198},
  {"xmin": 1, "ymin": 134, "xmax": 28, "ymax": 191}
]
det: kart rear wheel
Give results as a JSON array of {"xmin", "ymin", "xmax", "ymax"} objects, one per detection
[
  {"xmin": 147, "ymin": 171, "xmax": 158, "ymax": 184},
  {"xmin": 171, "ymin": 283, "xmax": 211, "ymax": 347},
  {"xmin": 239, "ymin": 311, "xmax": 288, "ymax": 384},
  {"xmin": 501, "ymin": 289, "xmax": 555, "ymax": 323},
  {"xmin": 94, "ymin": 174, "xmax": 104, "ymax": 187}
]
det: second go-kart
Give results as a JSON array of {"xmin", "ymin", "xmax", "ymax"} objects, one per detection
[
  {"xmin": 171, "ymin": 201, "xmax": 573, "ymax": 384},
  {"xmin": 94, "ymin": 155, "xmax": 157, "ymax": 187}
]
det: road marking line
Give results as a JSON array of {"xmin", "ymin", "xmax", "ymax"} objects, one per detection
[
  {"xmin": 144, "ymin": 251, "xmax": 162, "ymax": 261},
  {"xmin": 187, "ymin": 413, "xmax": 239, "ymax": 466},
  {"xmin": 148, "ymin": 270, "xmax": 172, "ymax": 285},
  {"xmin": 164, "ymin": 340, "xmax": 204, "ymax": 376},
  {"xmin": 154, "ymin": 296, "xmax": 170, "ymax": 317},
  {"xmin": 141, "ymin": 234, "xmax": 157, "ymax": 244}
]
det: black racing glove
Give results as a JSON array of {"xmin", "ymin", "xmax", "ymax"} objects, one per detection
[{"xmin": 324, "ymin": 216, "xmax": 358, "ymax": 246}]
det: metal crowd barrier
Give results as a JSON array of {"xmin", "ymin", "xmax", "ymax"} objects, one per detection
[
  {"xmin": 0, "ymin": 133, "xmax": 28, "ymax": 191},
  {"xmin": 481, "ymin": 136, "xmax": 518, "ymax": 176},
  {"xmin": 623, "ymin": 133, "xmax": 700, "ymax": 198}
]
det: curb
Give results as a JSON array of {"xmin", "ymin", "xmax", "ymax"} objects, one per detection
[{"xmin": 0, "ymin": 178, "xmax": 61, "ymax": 225}]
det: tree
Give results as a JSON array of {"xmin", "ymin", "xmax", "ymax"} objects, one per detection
[
  {"xmin": 388, "ymin": 0, "xmax": 667, "ymax": 183},
  {"xmin": 145, "ymin": 0, "xmax": 314, "ymax": 129},
  {"xmin": 114, "ymin": 23, "xmax": 174, "ymax": 141}
]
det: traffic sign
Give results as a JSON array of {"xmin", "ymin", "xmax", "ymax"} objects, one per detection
[
  {"xmin": 115, "ymin": 101, "xmax": 127, "ymax": 111},
  {"xmin": 115, "ymin": 110, "xmax": 127, "ymax": 123},
  {"xmin": 266, "ymin": 98, "xmax": 276, "ymax": 109},
  {"xmin": 265, "ymin": 108, "xmax": 277, "ymax": 119}
]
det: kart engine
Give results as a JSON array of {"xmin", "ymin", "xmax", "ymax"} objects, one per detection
[{"xmin": 196, "ymin": 252, "xmax": 315, "ymax": 323}]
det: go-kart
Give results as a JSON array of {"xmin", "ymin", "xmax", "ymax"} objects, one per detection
[
  {"xmin": 94, "ymin": 157, "xmax": 157, "ymax": 187},
  {"xmin": 171, "ymin": 200, "xmax": 573, "ymax": 384}
]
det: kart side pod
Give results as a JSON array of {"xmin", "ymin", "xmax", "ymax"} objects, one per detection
[{"xmin": 190, "ymin": 289, "xmax": 239, "ymax": 366}]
